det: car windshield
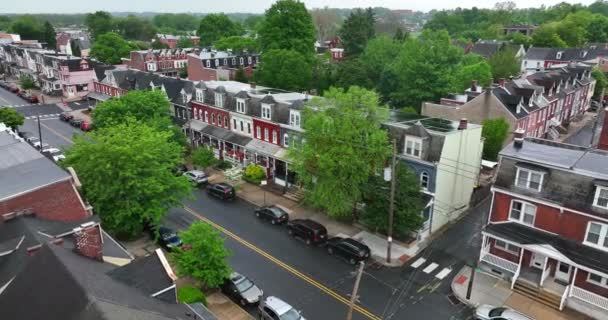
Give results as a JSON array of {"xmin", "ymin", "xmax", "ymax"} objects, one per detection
[
  {"xmin": 235, "ymin": 278, "xmax": 254, "ymax": 292},
  {"xmin": 489, "ymin": 307, "xmax": 506, "ymax": 317},
  {"xmin": 269, "ymin": 208, "xmax": 285, "ymax": 217},
  {"xmin": 279, "ymin": 308, "xmax": 301, "ymax": 320}
]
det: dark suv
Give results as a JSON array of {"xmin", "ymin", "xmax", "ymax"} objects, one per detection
[
  {"xmin": 255, "ymin": 205, "xmax": 289, "ymax": 225},
  {"xmin": 286, "ymin": 219, "xmax": 327, "ymax": 245},
  {"xmin": 326, "ymin": 237, "xmax": 371, "ymax": 265},
  {"xmin": 207, "ymin": 183, "xmax": 236, "ymax": 200}
]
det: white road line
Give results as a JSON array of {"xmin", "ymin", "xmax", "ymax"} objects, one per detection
[
  {"xmin": 435, "ymin": 267, "xmax": 452, "ymax": 280},
  {"xmin": 423, "ymin": 262, "xmax": 439, "ymax": 274},
  {"xmin": 410, "ymin": 258, "xmax": 427, "ymax": 269}
]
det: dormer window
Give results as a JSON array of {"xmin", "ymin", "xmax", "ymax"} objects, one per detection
[
  {"xmin": 196, "ymin": 89, "xmax": 204, "ymax": 102},
  {"xmin": 181, "ymin": 92, "xmax": 187, "ymax": 102},
  {"xmin": 232, "ymin": 57, "xmax": 236, "ymax": 65},
  {"xmin": 289, "ymin": 110, "xmax": 301, "ymax": 128},
  {"xmin": 239, "ymin": 57, "xmax": 244, "ymax": 65},
  {"xmin": 594, "ymin": 186, "xmax": 608, "ymax": 209},
  {"xmin": 223, "ymin": 58, "xmax": 227, "ymax": 65},
  {"xmin": 556, "ymin": 51, "xmax": 563, "ymax": 59},
  {"xmin": 236, "ymin": 98, "xmax": 246, "ymax": 113},
  {"xmin": 248, "ymin": 56, "xmax": 252, "ymax": 64},
  {"xmin": 206, "ymin": 60, "xmax": 211, "ymax": 68},
  {"xmin": 404, "ymin": 136, "xmax": 422, "ymax": 158},
  {"xmin": 215, "ymin": 93, "xmax": 224, "ymax": 108},
  {"xmin": 215, "ymin": 59, "xmax": 219, "ymax": 67},
  {"xmin": 515, "ymin": 167, "xmax": 544, "ymax": 191},
  {"xmin": 261, "ymin": 104, "xmax": 272, "ymax": 120}
]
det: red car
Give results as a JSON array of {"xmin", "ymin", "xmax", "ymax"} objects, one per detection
[
  {"xmin": 9, "ymin": 86, "xmax": 19, "ymax": 93},
  {"xmin": 80, "ymin": 121, "xmax": 93, "ymax": 131},
  {"xmin": 29, "ymin": 95, "xmax": 39, "ymax": 103}
]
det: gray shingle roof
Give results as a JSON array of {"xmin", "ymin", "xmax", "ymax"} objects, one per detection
[{"xmin": 108, "ymin": 252, "xmax": 174, "ymax": 297}]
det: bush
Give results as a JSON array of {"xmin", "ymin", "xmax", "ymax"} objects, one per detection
[
  {"xmin": 191, "ymin": 146, "xmax": 217, "ymax": 169},
  {"xmin": 242, "ymin": 164, "xmax": 266, "ymax": 184},
  {"xmin": 215, "ymin": 160, "xmax": 233, "ymax": 170},
  {"xmin": 177, "ymin": 285, "xmax": 207, "ymax": 305}
]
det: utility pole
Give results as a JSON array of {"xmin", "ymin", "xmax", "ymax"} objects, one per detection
[
  {"xmin": 346, "ymin": 261, "xmax": 365, "ymax": 320},
  {"xmin": 36, "ymin": 112, "xmax": 42, "ymax": 149},
  {"xmin": 590, "ymin": 87, "xmax": 606, "ymax": 147},
  {"xmin": 387, "ymin": 139, "xmax": 397, "ymax": 264}
]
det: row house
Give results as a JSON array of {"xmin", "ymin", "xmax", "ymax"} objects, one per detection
[
  {"xmin": 422, "ymin": 65, "xmax": 596, "ymax": 142},
  {"xmin": 122, "ymin": 48, "xmax": 195, "ymax": 77},
  {"xmin": 384, "ymin": 116, "xmax": 484, "ymax": 244},
  {"xmin": 187, "ymin": 49, "xmax": 260, "ymax": 81},
  {"xmin": 479, "ymin": 128, "xmax": 608, "ymax": 319},
  {"xmin": 156, "ymin": 34, "xmax": 201, "ymax": 49},
  {"xmin": 522, "ymin": 47, "xmax": 608, "ymax": 74}
]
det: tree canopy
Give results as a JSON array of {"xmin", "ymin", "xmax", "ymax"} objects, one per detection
[
  {"xmin": 42, "ymin": 21, "xmax": 56, "ymax": 48},
  {"xmin": 152, "ymin": 13, "xmax": 199, "ymax": 33},
  {"xmin": 62, "ymin": 120, "xmax": 191, "ymax": 238},
  {"xmin": 290, "ymin": 86, "xmax": 390, "ymax": 218},
  {"xmin": 339, "ymin": 8, "xmax": 375, "ymax": 56},
  {"xmin": 85, "ymin": 11, "xmax": 114, "ymax": 40},
  {"xmin": 481, "ymin": 118, "xmax": 510, "ymax": 161},
  {"xmin": 214, "ymin": 36, "xmax": 260, "ymax": 52},
  {"xmin": 488, "ymin": 48, "xmax": 521, "ymax": 80},
  {"xmin": 258, "ymin": 0, "xmax": 316, "ymax": 57},
  {"xmin": 197, "ymin": 14, "xmax": 243, "ymax": 47},
  {"xmin": 256, "ymin": 49, "xmax": 312, "ymax": 92},
  {"xmin": 0, "ymin": 107, "xmax": 25, "ymax": 130},
  {"xmin": 592, "ymin": 66, "xmax": 608, "ymax": 99},
  {"xmin": 177, "ymin": 37, "xmax": 194, "ymax": 48},
  {"xmin": 90, "ymin": 32, "xmax": 135, "ymax": 65},
  {"xmin": 114, "ymin": 15, "xmax": 157, "ymax": 42}
]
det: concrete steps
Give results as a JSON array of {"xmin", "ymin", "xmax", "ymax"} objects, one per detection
[
  {"xmin": 284, "ymin": 187, "xmax": 305, "ymax": 202},
  {"xmin": 514, "ymin": 280, "xmax": 562, "ymax": 310}
]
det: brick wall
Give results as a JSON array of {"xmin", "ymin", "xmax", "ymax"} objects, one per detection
[
  {"xmin": 0, "ymin": 180, "xmax": 90, "ymax": 223},
  {"xmin": 574, "ymin": 269, "xmax": 608, "ymax": 298},
  {"xmin": 74, "ymin": 224, "xmax": 103, "ymax": 261},
  {"xmin": 187, "ymin": 55, "xmax": 218, "ymax": 81}
]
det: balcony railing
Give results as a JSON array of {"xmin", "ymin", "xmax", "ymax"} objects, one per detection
[
  {"xmin": 480, "ymin": 251, "xmax": 519, "ymax": 274},
  {"xmin": 570, "ymin": 285, "xmax": 608, "ymax": 311}
]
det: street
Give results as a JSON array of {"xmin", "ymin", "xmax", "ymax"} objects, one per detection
[{"xmin": 565, "ymin": 111, "xmax": 604, "ymax": 147}]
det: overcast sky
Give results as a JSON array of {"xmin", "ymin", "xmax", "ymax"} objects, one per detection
[{"xmin": 2, "ymin": 0, "xmax": 598, "ymax": 14}]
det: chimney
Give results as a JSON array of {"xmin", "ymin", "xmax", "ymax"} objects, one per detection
[
  {"xmin": 458, "ymin": 118, "xmax": 468, "ymax": 130},
  {"xmin": 471, "ymin": 80, "xmax": 478, "ymax": 92},
  {"xmin": 250, "ymin": 82, "xmax": 256, "ymax": 89},
  {"xmin": 599, "ymin": 107, "xmax": 608, "ymax": 151},
  {"xmin": 73, "ymin": 223, "xmax": 103, "ymax": 261},
  {"xmin": 498, "ymin": 78, "xmax": 506, "ymax": 87},
  {"xmin": 513, "ymin": 129, "xmax": 525, "ymax": 149}
]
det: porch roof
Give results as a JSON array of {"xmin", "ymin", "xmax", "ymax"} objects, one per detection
[
  {"xmin": 485, "ymin": 222, "xmax": 608, "ymax": 275},
  {"xmin": 245, "ymin": 139, "xmax": 282, "ymax": 157},
  {"xmin": 86, "ymin": 91, "xmax": 111, "ymax": 101},
  {"xmin": 199, "ymin": 125, "xmax": 252, "ymax": 147}
]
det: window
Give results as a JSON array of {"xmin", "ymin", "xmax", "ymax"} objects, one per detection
[
  {"xmin": 204, "ymin": 111, "xmax": 209, "ymax": 123},
  {"xmin": 261, "ymin": 104, "xmax": 271, "ymax": 120},
  {"xmin": 594, "ymin": 186, "xmax": 608, "ymax": 209},
  {"xmin": 509, "ymin": 200, "xmax": 536, "ymax": 226},
  {"xmin": 205, "ymin": 60, "xmax": 210, "ymax": 68},
  {"xmin": 231, "ymin": 57, "xmax": 236, "ymax": 65},
  {"xmin": 290, "ymin": 110, "xmax": 301, "ymax": 128},
  {"xmin": 247, "ymin": 123, "xmax": 251, "ymax": 134},
  {"xmin": 584, "ymin": 222, "xmax": 608, "ymax": 249},
  {"xmin": 495, "ymin": 239, "xmax": 520, "ymax": 254},
  {"xmin": 272, "ymin": 131, "xmax": 278, "ymax": 144},
  {"xmin": 515, "ymin": 167, "xmax": 544, "ymax": 191},
  {"xmin": 195, "ymin": 89, "xmax": 203, "ymax": 102},
  {"xmin": 233, "ymin": 119, "xmax": 237, "ymax": 129},
  {"xmin": 236, "ymin": 99, "xmax": 246, "ymax": 113},
  {"xmin": 215, "ymin": 59, "xmax": 219, "ymax": 67},
  {"xmin": 420, "ymin": 172, "xmax": 429, "ymax": 190},
  {"xmin": 587, "ymin": 272, "xmax": 608, "ymax": 288},
  {"xmin": 239, "ymin": 57, "xmax": 244, "ymax": 65},
  {"xmin": 215, "ymin": 93, "xmax": 224, "ymax": 108},
  {"xmin": 404, "ymin": 136, "xmax": 422, "ymax": 158},
  {"xmin": 240, "ymin": 121, "xmax": 244, "ymax": 132},
  {"xmin": 256, "ymin": 126, "xmax": 261, "ymax": 139},
  {"xmin": 223, "ymin": 58, "xmax": 227, "ymax": 65},
  {"xmin": 211, "ymin": 113, "xmax": 216, "ymax": 125},
  {"xmin": 264, "ymin": 128, "xmax": 269, "ymax": 141},
  {"xmin": 181, "ymin": 92, "xmax": 187, "ymax": 102},
  {"xmin": 284, "ymin": 133, "xmax": 289, "ymax": 147},
  {"xmin": 224, "ymin": 117, "xmax": 228, "ymax": 128},
  {"xmin": 248, "ymin": 56, "xmax": 252, "ymax": 64}
]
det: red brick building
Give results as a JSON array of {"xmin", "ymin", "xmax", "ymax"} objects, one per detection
[
  {"xmin": 479, "ymin": 131, "xmax": 608, "ymax": 319},
  {"xmin": 122, "ymin": 48, "xmax": 195, "ymax": 77},
  {"xmin": 187, "ymin": 49, "xmax": 260, "ymax": 81}
]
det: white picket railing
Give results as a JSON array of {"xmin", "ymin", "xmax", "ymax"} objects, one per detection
[
  {"xmin": 570, "ymin": 285, "xmax": 608, "ymax": 311},
  {"xmin": 560, "ymin": 285, "xmax": 571, "ymax": 310},
  {"xmin": 480, "ymin": 251, "xmax": 519, "ymax": 274},
  {"xmin": 511, "ymin": 265, "xmax": 521, "ymax": 289}
]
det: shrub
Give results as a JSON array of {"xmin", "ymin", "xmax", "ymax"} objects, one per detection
[
  {"xmin": 242, "ymin": 164, "xmax": 266, "ymax": 184},
  {"xmin": 215, "ymin": 160, "xmax": 233, "ymax": 170},
  {"xmin": 191, "ymin": 146, "xmax": 217, "ymax": 169},
  {"xmin": 177, "ymin": 285, "xmax": 207, "ymax": 305}
]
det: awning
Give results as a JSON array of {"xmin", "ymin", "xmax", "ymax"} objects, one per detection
[
  {"xmin": 245, "ymin": 139, "xmax": 282, "ymax": 156},
  {"xmin": 87, "ymin": 92, "xmax": 111, "ymax": 101},
  {"xmin": 188, "ymin": 119, "xmax": 207, "ymax": 132},
  {"xmin": 273, "ymin": 148, "xmax": 290, "ymax": 162}
]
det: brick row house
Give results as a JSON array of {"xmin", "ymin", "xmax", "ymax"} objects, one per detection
[
  {"xmin": 422, "ymin": 65, "xmax": 596, "ymax": 141},
  {"xmin": 187, "ymin": 49, "xmax": 260, "ymax": 81},
  {"xmin": 122, "ymin": 48, "xmax": 195, "ymax": 77},
  {"xmin": 522, "ymin": 47, "xmax": 608, "ymax": 74},
  {"xmin": 478, "ymin": 126, "xmax": 608, "ymax": 319},
  {"xmin": 156, "ymin": 33, "xmax": 200, "ymax": 49}
]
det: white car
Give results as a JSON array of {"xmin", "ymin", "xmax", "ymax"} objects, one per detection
[
  {"xmin": 41, "ymin": 147, "xmax": 65, "ymax": 162},
  {"xmin": 41, "ymin": 147, "xmax": 61, "ymax": 154},
  {"xmin": 475, "ymin": 305, "xmax": 533, "ymax": 320},
  {"xmin": 258, "ymin": 296, "xmax": 305, "ymax": 320},
  {"xmin": 32, "ymin": 141, "xmax": 49, "ymax": 149},
  {"xmin": 183, "ymin": 170, "xmax": 208, "ymax": 185}
]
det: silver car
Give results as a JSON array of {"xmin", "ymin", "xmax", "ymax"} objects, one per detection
[
  {"xmin": 183, "ymin": 170, "xmax": 208, "ymax": 185},
  {"xmin": 475, "ymin": 305, "xmax": 533, "ymax": 320},
  {"xmin": 259, "ymin": 296, "xmax": 305, "ymax": 320},
  {"xmin": 222, "ymin": 272, "xmax": 263, "ymax": 306}
]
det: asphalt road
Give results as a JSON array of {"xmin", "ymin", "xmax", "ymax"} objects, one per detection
[
  {"xmin": 0, "ymin": 85, "xmax": 30, "ymax": 106},
  {"xmin": 565, "ymin": 111, "xmax": 605, "ymax": 147}
]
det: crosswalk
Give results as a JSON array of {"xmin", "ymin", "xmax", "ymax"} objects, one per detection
[
  {"xmin": 25, "ymin": 113, "xmax": 61, "ymax": 120},
  {"xmin": 409, "ymin": 257, "xmax": 453, "ymax": 280}
]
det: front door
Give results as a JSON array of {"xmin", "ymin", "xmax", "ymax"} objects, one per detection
[
  {"xmin": 530, "ymin": 252, "xmax": 545, "ymax": 269},
  {"xmin": 555, "ymin": 261, "xmax": 572, "ymax": 283}
]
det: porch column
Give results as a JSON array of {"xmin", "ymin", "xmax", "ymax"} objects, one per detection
[
  {"xmin": 569, "ymin": 267, "xmax": 578, "ymax": 298},
  {"xmin": 478, "ymin": 234, "xmax": 487, "ymax": 262},
  {"xmin": 540, "ymin": 256, "xmax": 549, "ymax": 287}
]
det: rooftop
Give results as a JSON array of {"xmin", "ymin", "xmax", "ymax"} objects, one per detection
[{"xmin": 385, "ymin": 112, "xmax": 481, "ymax": 133}]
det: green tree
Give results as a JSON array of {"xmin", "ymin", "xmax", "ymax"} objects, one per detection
[
  {"xmin": 151, "ymin": 39, "xmax": 169, "ymax": 49},
  {"xmin": 214, "ymin": 36, "xmax": 260, "ymax": 52},
  {"xmin": 0, "ymin": 107, "xmax": 25, "ymax": 130},
  {"xmin": 9, "ymin": 16, "xmax": 42, "ymax": 41},
  {"xmin": 361, "ymin": 164, "xmax": 424, "ymax": 239},
  {"xmin": 339, "ymin": 8, "xmax": 375, "ymax": 56},
  {"xmin": 19, "ymin": 74, "xmax": 36, "ymax": 91},
  {"xmin": 90, "ymin": 32, "xmax": 135, "ymax": 65},
  {"xmin": 393, "ymin": 27, "xmax": 408, "ymax": 42},
  {"xmin": 172, "ymin": 221, "xmax": 231, "ymax": 288},
  {"xmin": 42, "ymin": 21, "xmax": 56, "ymax": 48},
  {"xmin": 85, "ymin": 11, "xmax": 114, "ymax": 40},
  {"xmin": 587, "ymin": 14, "xmax": 608, "ymax": 42},
  {"xmin": 177, "ymin": 37, "xmax": 194, "ymax": 48},
  {"xmin": 191, "ymin": 146, "xmax": 218, "ymax": 169},
  {"xmin": 256, "ymin": 49, "xmax": 312, "ymax": 91},
  {"xmin": 197, "ymin": 14, "xmax": 242, "ymax": 46},
  {"xmin": 454, "ymin": 60, "xmax": 493, "ymax": 91},
  {"xmin": 0, "ymin": 16, "xmax": 11, "ymax": 31},
  {"xmin": 507, "ymin": 32, "xmax": 532, "ymax": 47},
  {"xmin": 70, "ymin": 39, "xmax": 82, "ymax": 57},
  {"xmin": 177, "ymin": 285, "xmax": 206, "ymax": 305},
  {"xmin": 359, "ymin": 35, "xmax": 401, "ymax": 84},
  {"xmin": 62, "ymin": 120, "xmax": 192, "ymax": 238},
  {"xmin": 258, "ymin": 0, "xmax": 316, "ymax": 58},
  {"xmin": 153, "ymin": 13, "xmax": 198, "ymax": 32},
  {"xmin": 290, "ymin": 86, "xmax": 390, "ymax": 218},
  {"xmin": 488, "ymin": 48, "xmax": 521, "ymax": 80},
  {"xmin": 234, "ymin": 67, "xmax": 249, "ymax": 83},
  {"xmin": 243, "ymin": 15, "xmax": 265, "ymax": 32},
  {"xmin": 311, "ymin": 7, "xmax": 341, "ymax": 42},
  {"xmin": 115, "ymin": 15, "xmax": 157, "ymax": 41},
  {"xmin": 334, "ymin": 58, "xmax": 373, "ymax": 89},
  {"xmin": 592, "ymin": 67, "xmax": 608, "ymax": 99},
  {"xmin": 481, "ymin": 118, "xmax": 510, "ymax": 161},
  {"xmin": 532, "ymin": 23, "xmax": 567, "ymax": 47},
  {"xmin": 179, "ymin": 66, "xmax": 188, "ymax": 79}
]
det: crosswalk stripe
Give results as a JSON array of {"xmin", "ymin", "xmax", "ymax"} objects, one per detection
[
  {"xmin": 410, "ymin": 258, "xmax": 426, "ymax": 268},
  {"xmin": 423, "ymin": 262, "xmax": 439, "ymax": 274},
  {"xmin": 435, "ymin": 267, "xmax": 452, "ymax": 279}
]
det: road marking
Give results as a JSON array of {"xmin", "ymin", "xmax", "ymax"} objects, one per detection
[
  {"xmin": 37, "ymin": 121, "xmax": 74, "ymax": 144},
  {"xmin": 26, "ymin": 113, "xmax": 61, "ymax": 119},
  {"xmin": 435, "ymin": 268, "xmax": 452, "ymax": 280},
  {"xmin": 423, "ymin": 262, "xmax": 439, "ymax": 274},
  {"xmin": 411, "ymin": 257, "xmax": 426, "ymax": 268},
  {"xmin": 183, "ymin": 206, "xmax": 382, "ymax": 320}
]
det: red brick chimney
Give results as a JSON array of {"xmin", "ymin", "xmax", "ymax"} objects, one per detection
[
  {"xmin": 73, "ymin": 222, "xmax": 103, "ymax": 261},
  {"xmin": 599, "ymin": 107, "xmax": 608, "ymax": 151},
  {"xmin": 458, "ymin": 118, "xmax": 468, "ymax": 130},
  {"xmin": 514, "ymin": 128, "xmax": 525, "ymax": 148}
]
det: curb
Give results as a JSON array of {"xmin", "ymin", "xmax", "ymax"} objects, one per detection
[{"xmin": 450, "ymin": 265, "xmax": 477, "ymax": 308}]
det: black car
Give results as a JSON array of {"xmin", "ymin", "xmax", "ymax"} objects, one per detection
[
  {"xmin": 326, "ymin": 237, "xmax": 371, "ymax": 265},
  {"xmin": 286, "ymin": 219, "xmax": 327, "ymax": 245},
  {"xmin": 60, "ymin": 112, "xmax": 74, "ymax": 122},
  {"xmin": 154, "ymin": 226, "xmax": 182, "ymax": 251},
  {"xmin": 207, "ymin": 183, "xmax": 236, "ymax": 200},
  {"xmin": 69, "ymin": 118, "xmax": 84, "ymax": 127},
  {"xmin": 255, "ymin": 205, "xmax": 289, "ymax": 225},
  {"xmin": 221, "ymin": 272, "xmax": 264, "ymax": 306}
]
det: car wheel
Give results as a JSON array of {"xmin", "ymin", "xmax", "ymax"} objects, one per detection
[
  {"xmin": 305, "ymin": 238, "xmax": 312, "ymax": 245},
  {"xmin": 288, "ymin": 229, "xmax": 294, "ymax": 236},
  {"xmin": 327, "ymin": 247, "xmax": 333, "ymax": 255},
  {"xmin": 349, "ymin": 258, "xmax": 356, "ymax": 265},
  {"xmin": 255, "ymin": 212, "xmax": 260, "ymax": 217},
  {"xmin": 271, "ymin": 219, "xmax": 276, "ymax": 225}
]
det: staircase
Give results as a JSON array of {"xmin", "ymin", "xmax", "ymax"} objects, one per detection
[
  {"xmin": 513, "ymin": 280, "xmax": 562, "ymax": 310},
  {"xmin": 284, "ymin": 186, "xmax": 305, "ymax": 202}
]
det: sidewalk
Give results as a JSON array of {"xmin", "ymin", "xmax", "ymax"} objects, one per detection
[
  {"xmin": 451, "ymin": 266, "xmax": 590, "ymax": 320},
  {"xmin": 205, "ymin": 291, "xmax": 253, "ymax": 320},
  {"xmin": 558, "ymin": 111, "xmax": 596, "ymax": 142},
  {"xmin": 206, "ymin": 170, "xmax": 414, "ymax": 267}
]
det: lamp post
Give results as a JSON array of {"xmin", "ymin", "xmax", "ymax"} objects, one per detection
[{"xmin": 384, "ymin": 139, "xmax": 397, "ymax": 264}]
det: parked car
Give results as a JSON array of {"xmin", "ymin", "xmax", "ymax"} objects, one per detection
[
  {"xmin": 0, "ymin": 80, "xmax": 7, "ymax": 88},
  {"xmin": 28, "ymin": 94, "xmax": 39, "ymax": 103},
  {"xmin": 69, "ymin": 118, "xmax": 84, "ymax": 127},
  {"xmin": 183, "ymin": 170, "xmax": 208, "ymax": 185},
  {"xmin": 222, "ymin": 272, "xmax": 263, "ymax": 306},
  {"xmin": 80, "ymin": 121, "xmax": 93, "ymax": 131},
  {"xmin": 207, "ymin": 183, "xmax": 236, "ymax": 200},
  {"xmin": 16, "ymin": 90, "xmax": 25, "ymax": 98},
  {"xmin": 32, "ymin": 141, "xmax": 49, "ymax": 149},
  {"xmin": 60, "ymin": 112, "xmax": 74, "ymax": 122},
  {"xmin": 286, "ymin": 219, "xmax": 327, "ymax": 245},
  {"xmin": 255, "ymin": 205, "xmax": 289, "ymax": 225},
  {"xmin": 153, "ymin": 226, "xmax": 182, "ymax": 251},
  {"xmin": 24, "ymin": 135, "xmax": 38, "ymax": 143},
  {"xmin": 326, "ymin": 237, "xmax": 370, "ymax": 265},
  {"xmin": 42, "ymin": 148, "xmax": 65, "ymax": 162},
  {"xmin": 8, "ymin": 85, "xmax": 19, "ymax": 93},
  {"xmin": 258, "ymin": 296, "xmax": 305, "ymax": 320},
  {"xmin": 475, "ymin": 305, "xmax": 532, "ymax": 320}
]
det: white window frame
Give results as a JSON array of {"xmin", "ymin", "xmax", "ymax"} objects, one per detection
[
  {"xmin": 247, "ymin": 123, "xmax": 251, "ymax": 134},
  {"xmin": 233, "ymin": 119, "xmax": 237, "ymax": 130},
  {"xmin": 196, "ymin": 89, "xmax": 203, "ymax": 102},
  {"xmin": 284, "ymin": 133, "xmax": 289, "ymax": 148},
  {"xmin": 215, "ymin": 93, "xmax": 224, "ymax": 108},
  {"xmin": 587, "ymin": 272, "xmax": 608, "ymax": 288},
  {"xmin": 205, "ymin": 60, "xmax": 210, "ymax": 68},
  {"xmin": 236, "ymin": 98, "xmax": 246, "ymax": 113},
  {"xmin": 584, "ymin": 221, "xmax": 608, "ymax": 250},
  {"xmin": 515, "ymin": 167, "xmax": 544, "ymax": 192},
  {"xmin": 593, "ymin": 186, "xmax": 608, "ymax": 209},
  {"xmin": 494, "ymin": 239, "xmax": 520, "ymax": 255},
  {"xmin": 261, "ymin": 104, "xmax": 271, "ymax": 120},
  {"xmin": 289, "ymin": 110, "xmax": 301, "ymax": 128},
  {"xmin": 272, "ymin": 130, "xmax": 278, "ymax": 144},
  {"xmin": 509, "ymin": 200, "xmax": 536, "ymax": 226},
  {"xmin": 420, "ymin": 172, "xmax": 429, "ymax": 190},
  {"xmin": 232, "ymin": 57, "xmax": 236, "ymax": 65},
  {"xmin": 248, "ymin": 56, "xmax": 252, "ymax": 64},
  {"xmin": 404, "ymin": 136, "xmax": 422, "ymax": 158},
  {"xmin": 264, "ymin": 128, "xmax": 269, "ymax": 141},
  {"xmin": 239, "ymin": 57, "xmax": 244, "ymax": 65},
  {"xmin": 256, "ymin": 126, "xmax": 261, "ymax": 139},
  {"xmin": 204, "ymin": 111, "xmax": 209, "ymax": 123}
]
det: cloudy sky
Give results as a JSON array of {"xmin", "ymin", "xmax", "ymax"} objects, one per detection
[{"xmin": 2, "ymin": 0, "xmax": 598, "ymax": 13}]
